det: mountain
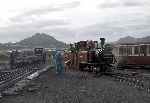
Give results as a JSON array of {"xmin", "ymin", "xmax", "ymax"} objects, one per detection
[
  {"xmin": 115, "ymin": 35, "xmax": 150, "ymax": 44},
  {"xmin": 138, "ymin": 36, "xmax": 150, "ymax": 43},
  {"xmin": 115, "ymin": 36, "xmax": 137, "ymax": 44},
  {"xmin": 0, "ymin": 33, "xmax": 66, "ymax": 50},
  {"xmin": 16, "ymin": 33, "xmax": 66, "ymax": 48}
]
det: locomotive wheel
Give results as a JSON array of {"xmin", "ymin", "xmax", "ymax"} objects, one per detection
[
  {"xmin": 79, "ymin": 63, "xmax": 84, "ymax": 71},
  {"xmin": 88, "ymin": 66, "xmax": 94, "ymax": 72},
  {"xmin": 94, "ymin": 68, "xmax": 103, "ymax": 77},
  {"xmin": 79, "ymin": 63, "xmax": 87, "ymax": 71},
  {"xmin": 93, "ymin": 66, "xmax": 106, "ymax": 77}
]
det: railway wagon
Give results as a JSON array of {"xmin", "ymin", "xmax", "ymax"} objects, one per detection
[
  {"xmin": 113, "ymin": 43, "xmax": 150, "ymax": 69},
  {"xmin": 10, "ymin": 48, "xmax": 46, "ymax": 69}
]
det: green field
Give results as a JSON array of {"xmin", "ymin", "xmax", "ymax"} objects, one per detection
[{"xmin": 0, "ymin": 50, "xmax": 9, "ymax": 64}]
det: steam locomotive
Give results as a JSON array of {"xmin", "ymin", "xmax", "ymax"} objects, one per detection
[{"xmin": 64, "ymin": 38, "xmax": 116, "ymax": 75}]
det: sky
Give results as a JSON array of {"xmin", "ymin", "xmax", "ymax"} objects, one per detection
[{"xmin": 0, "ymin": 0, "xmax": 150, "ymax": 43}]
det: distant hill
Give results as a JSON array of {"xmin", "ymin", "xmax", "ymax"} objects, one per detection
[
  {"xmin": 16, "ymin": 33, "xmax": 66, "ymax": 48},
  {"xmin": 115, "ymin": 35, "xmax": 150, "ymax": 44},
  {"xmin": 115, "ymin": 36, "xmax": 137, "ymax": 44},
  {"xmin": 0, "ymin": 33, "xmax": 66, "ymax": 50},
  {"xmin": 138, "ymin": 36, "xmax": 150, "ymax": 43}
]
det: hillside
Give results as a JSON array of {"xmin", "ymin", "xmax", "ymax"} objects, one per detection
[
  {"xmin": 115, "ymin": 35, "xmax": 150, "ymax": 44},
  {"xmin": 115, "ymin": 36, "xmax": 137, "ymax": 44},
  {"xmin": 16, "ymin": 33, "xmax": 65, "ymax": 48},
  {"xmin": 0, "ymin": 33, "xmax": 66, "ymax": 50}
]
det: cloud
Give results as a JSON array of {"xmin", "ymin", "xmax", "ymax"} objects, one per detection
[
  {"xmin": 17, "ymin": 19, "xmax": 68, "ymax": 28},
  {"xmin": 60, "ymin": 1, "xmax": 80, "ymax": 9},
  {"xmin": 99, "ymin": 2, "xmax": 119, "ymax": 9},
  {"xmin": 98, "ymin": 0, "xmax": 149, "ymax": 9},
  {"xmin": 74, "ymin": 15, "xmax": 150, "ymax": 42},
  {"xmin": 0, "ymin": 18, "xmax": 69, "ymax": 33},
  {"xmin": 10, "ymin": 1, "xmax": 80, "ymax": 23},
  {"xmin": 22, "ymin": 1, "xmax": 80, "ymax": 15},
  {"xmin": 123, "ymin": 1, "xmax": 146, "ymax": 7},
  {"xmin": 31, "ymin": 20, "xmax": 68, "ymax": 28}
]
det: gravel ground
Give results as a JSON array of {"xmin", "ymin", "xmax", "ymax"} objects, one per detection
[{"xmin": 1, "ymin": 69, "xmax": 150, "ymax": 103}]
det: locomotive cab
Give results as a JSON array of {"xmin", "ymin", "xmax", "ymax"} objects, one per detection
[{"xmin": 34, "ymin": 48, "xmax": 44, "ymax": 56}]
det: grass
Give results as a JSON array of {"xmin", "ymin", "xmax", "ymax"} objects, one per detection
[{"xmin": 0, "ymin": 50, "xmax": 9, "ymax": 64}]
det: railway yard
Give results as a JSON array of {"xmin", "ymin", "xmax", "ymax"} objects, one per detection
[
  {"xmin": 1, "ymin": 0, "xmax": 150, "ymax": 102},
  {"xmin": 1, "ymin": 68, "xmax": 150, "ymax": 103},
  {"xmin": 1, "ymin": 38, "xmax": 150, "ymax": 103}
]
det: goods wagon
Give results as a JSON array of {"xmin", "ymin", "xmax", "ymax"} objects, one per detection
[{"xmin": 10, "ymin": 48, "xmax": 46, "ymax": 69}]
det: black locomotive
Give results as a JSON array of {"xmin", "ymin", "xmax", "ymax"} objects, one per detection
[{"xmin": 92, "ymin": 38, "xmax": 116, "ymax": 75}]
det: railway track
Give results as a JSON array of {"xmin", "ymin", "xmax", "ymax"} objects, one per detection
[
  {"xmin": 0, "ymin": 63, "xmax": 46, "ymax": 93},
  {"xmin": 107, "ymin": 70, "xmax": 150, "ymax": 93}
]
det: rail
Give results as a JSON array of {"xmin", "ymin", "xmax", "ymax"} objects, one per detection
[
  {"xmin": 0, "ymin": 63, "xmax": 47, "ymax": 93},
  {"xmin": 107, "ymin": 70, "xmax": 150, "ymax": 93}
]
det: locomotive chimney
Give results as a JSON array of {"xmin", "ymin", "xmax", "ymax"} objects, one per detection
[{"xmin": 100, "ymin": 38, "xmax": 105, "ymax": 49}]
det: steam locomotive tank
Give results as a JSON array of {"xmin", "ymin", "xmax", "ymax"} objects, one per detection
[
  {"xmin": 85, "ymin": 38, "xmax": 114, "ymax": 75},
  {"xmin": 78, "ymin": 38, "xmax": 115, "ymax": 75},
  {"xmin": 95, "ymin": 41, "xmax": 114, "ymax": 74}
]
